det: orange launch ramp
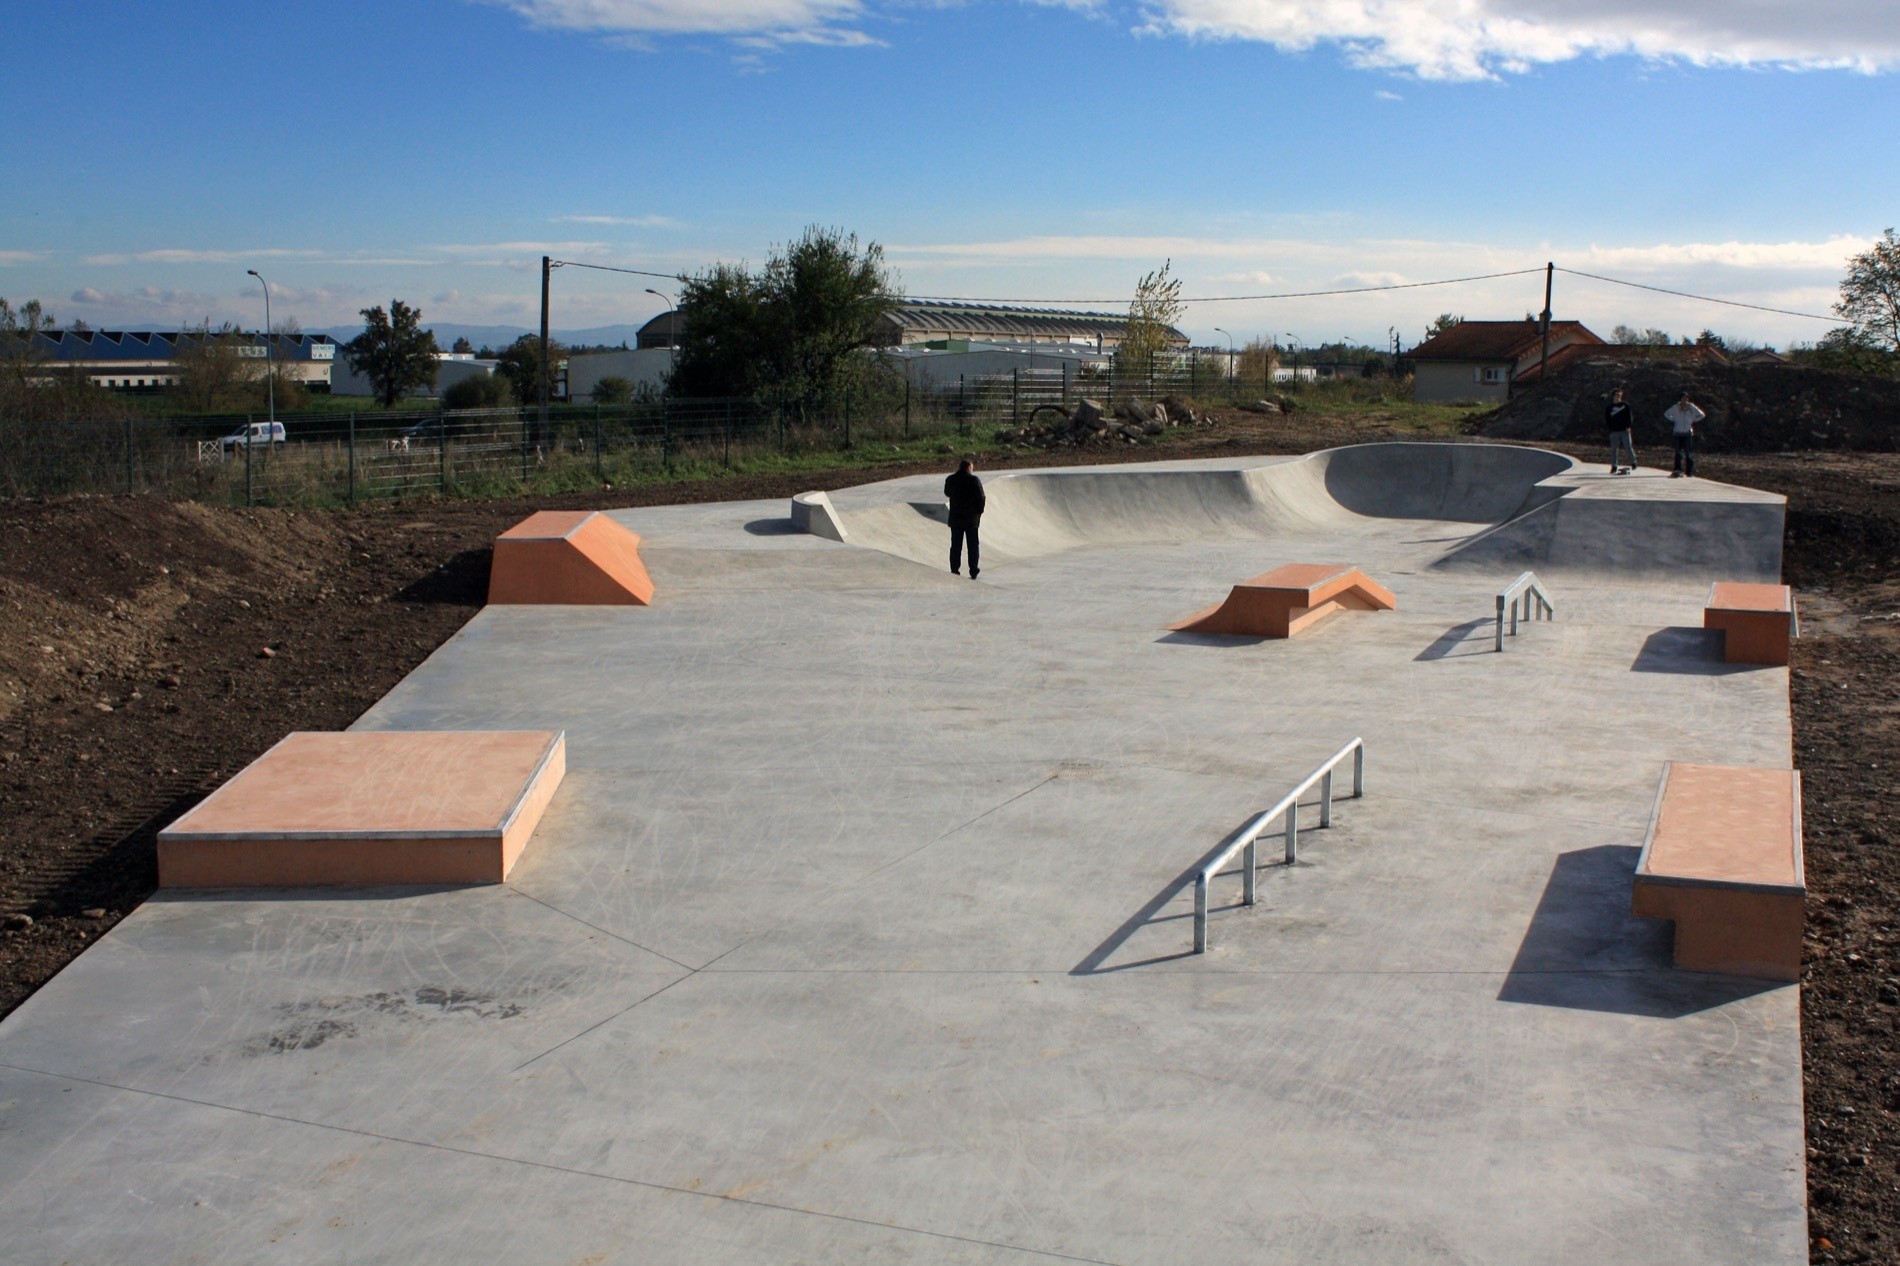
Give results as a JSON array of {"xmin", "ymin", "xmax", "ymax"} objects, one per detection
[
  {"xmin": 488, "ymin": 510, "xmax": 655, "ymax": 605},
  {"xmin": 1171, "ymin": 562, "xmax": 1396, "ymax": 638},
  {"xmin": 156, "ymin": 730, "xmax": 567, "ymax": 888},
  {"xmin": 1631, "ymin": 763, "xmax": 1804, "ymax": 981},
  {"xmin": 1704, "ymin": 581, "xmax": 1796, "ymax": 666}
]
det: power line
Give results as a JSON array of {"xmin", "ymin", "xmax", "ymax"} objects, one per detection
[
  {"xmin": 902, "ymin": 268, "xmax": 1547, "ymax": 307},
  {"xmin": 1554, "ymin": 267, "xmax": 1840, "ymax": 323},
  {"xmin": 548, "ymin": 259, "xmax": 686, "ymax": 282}
]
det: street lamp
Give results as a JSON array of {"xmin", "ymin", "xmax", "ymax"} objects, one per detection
[
  {"xmin": 1284, "ymin": 333, "xmax": 1302, "ymax": 382},
  {"xmin": 246, "ymin": 270, "xmax": 274, "ymax": 429},
  {"xmin": 645, "ymin": 287, "xmax": 678, "ymax": 349},
  {"xmin": 1213, "ymin": 326, "xmax": 1235, "ymax": 381}
]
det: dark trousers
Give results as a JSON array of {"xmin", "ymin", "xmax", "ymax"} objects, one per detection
[
  {"xmin": 950, "ymin": 523, "xmax": 979, "ymax": 574},
  {"xmin": 1672, "ymin": 433, "xmax": 1695, "ymax": 476}
]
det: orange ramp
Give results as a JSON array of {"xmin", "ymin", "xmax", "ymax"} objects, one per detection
[
  {"xmin": 489, "ymin": 510, "xmax": 654, "ymax": 605},
  {"xmin": 1171, "ymin": 563, "xmax": 1396, "ymax": 638},
  {"xmin": 1703, "ymin": 581, "xmax": 1796, "ymax": 666},
  {"xmin": 157, "ymin": 730, "xmax": 566, "ymax": 888},
  {"xmin": 1631, "ymin": 763, "xmax": 1803, "ymax": 981}
]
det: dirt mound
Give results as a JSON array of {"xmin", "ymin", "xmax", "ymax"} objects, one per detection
[{"xmin": 1479, "ymin": 356, "xmax": 1900, "ymax": 453}]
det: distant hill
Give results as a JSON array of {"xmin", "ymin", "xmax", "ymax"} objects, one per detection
[{"xmin": 315, "ymin": 323, "xmax": 646, "ymax": 351}]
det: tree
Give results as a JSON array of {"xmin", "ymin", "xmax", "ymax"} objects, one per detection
[
  {"xmin": 1836, "ymin": 227, "xmax": 1900, "ymax": 359},
  {"xmin": 168, "ymin": 319, "xmax": 267, "ymax": 414},
  {"xmin": 495, "ymin": 334, "xmax": 568, "ymax": 410},
  {"xmin": 1424, "ymin": 313, "xmax": 1463, "ymax": 340},
  {"xmin": 441, "ymin": 372, "xmax": 515, "ymax": 410},
  {"xmin": 451, "ymin": 336, "xmax": 474, "ymax": 354},
  {"xmin": 1116, "ymin": 259, "xmax": 1184, "ymax": 376},
  {"xmin": 592, "ymin": 375, "xmax": 633, "ymax": 405},
  {"xmin": 668, "ymin": 226, "xmax": 900, "ymax": 418},
  {"xmin": 1611, "ymin": 325, "xmax": 1674, "ymax": 346},
  {"xmin": 344, "ymin": 300, "xmax": 439, "ymax": 407}
]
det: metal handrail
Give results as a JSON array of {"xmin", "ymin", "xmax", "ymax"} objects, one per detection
[
  {"xmin": 1495, "ymin": 571, "xmax": 1555, "ymax": 652},
  {"xmin": 1192, "ymin": 738, "xmax": 1365, "ymax": 953}
]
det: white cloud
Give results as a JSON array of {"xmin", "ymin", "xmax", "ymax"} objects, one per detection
[
  {"xmin": 1138, "ymin": 1, "xmax": 1900, "ymax": 80},
  {"xmin": 1574, "ymin": 235, "xmax": 1871, "ymax": 273},
  {"xmin": 1373, "ymin": 89, "xmax": 1401, "ymax": 101},
  {"xmin": 482, "ymin": 0, "xmax": 873, "ymax": 46},
  {"xmin": 552, "ymin": 214, "xmax": 680, "ymax": 227},
  {"xmin": 0, "ymin": 250, "xmax": 44, "ymax": 266}
]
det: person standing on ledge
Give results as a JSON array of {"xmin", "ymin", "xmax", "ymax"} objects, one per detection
[
  {"xmin": 1664, "ymin": 390, "xmax": 1705, "ymax": 478},
  {"xmin": 1605, "ymin": 387, "xmax": 1638, "ymax": 475},
  {"xmin": 944, "ymin": 457, "xmax": 985, "ymax": 579}
]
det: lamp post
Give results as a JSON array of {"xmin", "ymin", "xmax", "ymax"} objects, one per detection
[
  {"xmin": 1213, "ymin": 326, "xmax": 1235, "ymax": 384},
  {"xmin": 1284, "ymin": 333, "xmax": 1302, "ymax": 382},
  {"xmin": 246, "ymin": 269, "xmax": 274, "ymax": 428},
  {"xmin": 645, "ymin": 288, "xmax": 678, "ymax": 348}
]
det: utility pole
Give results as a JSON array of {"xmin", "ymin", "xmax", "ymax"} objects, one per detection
[
  {"xmin": 1537, "ymin": 261, "xmax": 1554, "ymax": 389},
  {"xmin": 539, "ymin": 255, "xmax": 552, "ymax": 445}
]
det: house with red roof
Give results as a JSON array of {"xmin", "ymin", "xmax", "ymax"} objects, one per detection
[{"xmin": 1406, "ymin": 319, "xmax": 1605, "ymax": 403}]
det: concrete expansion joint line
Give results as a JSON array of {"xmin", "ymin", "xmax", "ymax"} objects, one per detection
[
  {"xmin": 506, "ymin": 887, "xmax": 698, "ymax": 972},
  {"xmin": 509, "ymin": 942, "xmax": 749, "ymax": 1073},
  {"xmin": 0, "ymin": 1061, "xmax": 1125, "ymax": 1266}
]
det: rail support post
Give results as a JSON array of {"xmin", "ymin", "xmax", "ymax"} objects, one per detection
[{"xmin": 1284, "ymin": 802, "xmax": 1299, "ymax": 865}]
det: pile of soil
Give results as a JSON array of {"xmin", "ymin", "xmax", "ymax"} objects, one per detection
[
  {"xmin": 1, "ymin": 417, "xmax": 1895, "ymax": 1264},
  {"xmin": 1481, "ymin": 357, "xmax": 1900, "ymax": 454}
]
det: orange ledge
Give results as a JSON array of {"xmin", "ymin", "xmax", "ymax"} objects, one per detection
[
  {"xmin": 1703, "ymin": 581, "xmax": 1795, "ymax": 666},
  {"xmin": 489, "ymin": 510, "xmax": 654, "ymax": 606},
  {"xmin": 1170, "ymin": 563, "xmax": 1396, "ymax": 638},
  {"xmin": 1631, "ymin": 762, "xmax": 1804, "ymax": 981},
  {"xmin": 156, "ymin": 731, "xmax": 566, "ymax": 888}
]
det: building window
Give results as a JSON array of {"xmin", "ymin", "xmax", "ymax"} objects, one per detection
[{"xmin": 1479, "ymin": 366, "xmax": 1506, "ymax": 384}]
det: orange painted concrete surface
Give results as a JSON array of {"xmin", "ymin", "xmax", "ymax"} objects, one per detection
[
  {"xmin": 1631, "ymin": 763, "xmax": 1804, "ymax": 981},
  {"xmin": 1170, "ymin": 563, "xmax": 1397, "ymax": 638},
  {"xmin": 157, "ymin": 731, "xmax": 566, "ymax": 888},
  {"xmin": 1704, "ymin": 581, "xmax": 1795, "ymax": 666},
  {"xmin": 488, "ymin": 510, "xmax": 655, "ymax": 606}
]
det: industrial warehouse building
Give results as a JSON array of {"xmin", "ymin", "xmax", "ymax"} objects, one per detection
[{"xmin": 17, "ymin": 330, "xmax": 339, "ymax": 391}]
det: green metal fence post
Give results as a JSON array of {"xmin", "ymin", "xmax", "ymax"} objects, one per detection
[
  {"xmin": 244, "ymin": 414, "xmax": 254, "ymax": 507},
  {"xmin": 347, "ymin": 412, "xmax": 357, "ymax": 506},
  {"xmin": 123, "ymin": 415, "xmax": 134, "ymax": 494},
  {"xmin": 958, "ymin": 375, "xmax": 966, "ymax": 437},
  {"xmin": 903, "ymin": 378, "xmax": 910, "ymax": 439},
  {"xmin": 594, "ymin": 405, "xmax": 604, "ymax": 482},
  {"xmin": 442, "ymin": 414, "xmax": 451, "ymax": 494},
  {"xmin": 723, "ymin": 399, "xmax": 732, "ymax": 465},
  {"xmin": 1011, "ymin": 368, "xmax": 1019, "ymax": 429},
  {"xmin": 661, "ymin": 399, "xmax": 671, "ymax": 467},
  {"xmin": 842, "ymin": 393, "xmax": 850, "ymax": 450}
]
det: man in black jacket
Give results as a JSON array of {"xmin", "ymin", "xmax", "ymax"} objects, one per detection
[
  {"xmin": 1605, "ymin": 387, "xmax": 1637, "ymax": 474},
  {"xmin": 944, "ymin": 458, "xmax": 985, "ymax": 579}
]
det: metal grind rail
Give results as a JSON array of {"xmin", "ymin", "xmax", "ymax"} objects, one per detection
[
  {"xmin": 1496, "ymin": 572, "xmax": 1555, "ymax": 652},
  {"xmin": 1192, "ymin": 738, "xmax": 1365, "ymax": 953}
]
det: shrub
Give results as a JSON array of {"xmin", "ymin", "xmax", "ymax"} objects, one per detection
[
  {"xmin": 441, "ymin": 373, "xmax": 515, "ymax": 410},
  {"xmin": 592, "ymin": 375, "xmax": 633, "ymax": 405}
]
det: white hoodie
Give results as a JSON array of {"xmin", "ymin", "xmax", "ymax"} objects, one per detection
[{"xmin": 1664, "ymin": 400, "xmax": 1705, "ymax": 434}]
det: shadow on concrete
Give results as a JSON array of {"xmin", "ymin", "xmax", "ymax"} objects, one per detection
[
  {"xmin": 147, "ymin": 882, "xmax": 486, "ymax": 904},
  {"xmin": 1498, "ymin": 844, "xmax": 1782, "ymax": 1017},
  {"xmin": 1414, "ymin": 618, "xmax": 1494, "ymax": 662},
  {"xmin": 742, "ymin": 518, "xmax": 801, "ymax": 536},
  {"xmin": 1071, "ymin": 817, "xmax": 1274, "ymax": 974},
  {"xmin": 1155, "ymin": 630, "xmax": 1265, "ymax": 648},
  {"xmin": 1631, "ymin": 627, "xmax": 1750, "ymax": 676}
]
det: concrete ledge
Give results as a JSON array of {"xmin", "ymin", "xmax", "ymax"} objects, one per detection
[
  {"xmin": 489, "ymin": 510, "xmax": 654, "ymax": 605},
  {"xmin": 1631, "ymin": 762, "xmax": 1804, "ymax": 981},
  {"xmin": 156, "ymin": 731, "xmax": 566, "ymax": 887},
  {"xmin": 1171, "ymin": 563, "xmax": 1396, "ymax": 638},
  {"xmin": 790, "ymin": 490, "xmax": 849, "ymax": 542},
  {"xmin": 1704, "ymin": 581, "xmax": 1796, "ymax": 666}
]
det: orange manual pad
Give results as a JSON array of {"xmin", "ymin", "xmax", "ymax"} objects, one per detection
[
  {"xmin": 1631, "ymin": 763, "xmax": 1804, "ymax": 981},
  {"xmin": 157, "ymin": 731, "xmax": 566, "ymax": 888},
  {"xmin": 1170, "ymin": 563, "xmax": 1396, "ymax": 638},
  {"xmin": 489, "ymin": 510, "xmax": 654, "ymax": 606},
  {"xmin": 1703, "ymin": 581, "xmax": 1796, "ymax": 666}
]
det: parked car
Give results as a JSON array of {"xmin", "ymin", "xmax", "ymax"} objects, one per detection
[{"xmin": 219, "ymin": 420, "xmax": 286, "ymax": 451}]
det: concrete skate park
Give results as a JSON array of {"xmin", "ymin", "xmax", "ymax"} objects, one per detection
[{"xmin": 0, "ymin": 443, "xmax": 1807, "ymax": 1263}]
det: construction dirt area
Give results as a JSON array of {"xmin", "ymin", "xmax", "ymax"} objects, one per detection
[{"xmin": 0, "ymin": 407, "xmax": 1896, "ymax": 1264}]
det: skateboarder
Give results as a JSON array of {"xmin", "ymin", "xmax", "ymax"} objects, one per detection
[
  {"xmin": 944, "ymin": 457, "xmax": 985, "ymax": 578},
  {"xmin": 1664, "ymin": 391, "xmax": 1705, "ymax": 478},
  {"xmin": 1605, "ymin": 388, "xmax": 1637, "ymax": 474}
]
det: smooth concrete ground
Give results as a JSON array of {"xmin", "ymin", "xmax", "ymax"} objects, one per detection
[{"xmin": 0, "ymin": 446, "xmax": 1805, "ymax": 1264}]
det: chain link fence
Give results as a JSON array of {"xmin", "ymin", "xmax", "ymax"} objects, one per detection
[{"xmin": 1, "ymin": 352, "xmax": 1375, "ymax": 507}]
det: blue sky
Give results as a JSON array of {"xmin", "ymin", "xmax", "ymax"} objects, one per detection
[{"xmin": 3, "ymin": 1, "xmax": 1895, "ymax": 349}]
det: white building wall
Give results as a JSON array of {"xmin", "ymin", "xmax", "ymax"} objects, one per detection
[{"xmin": 566, "ymin": 348, "xmax": 677, "ymax": 401}]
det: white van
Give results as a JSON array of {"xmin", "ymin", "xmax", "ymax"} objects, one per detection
[{"xmin": 219, "ymin": 420, "xmax": 287, "ymax": 451}]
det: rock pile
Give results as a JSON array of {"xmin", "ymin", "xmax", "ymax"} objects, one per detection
[{"xmin": 994, "ymin": 396, "xmax": 1218, "ymax": 448}]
